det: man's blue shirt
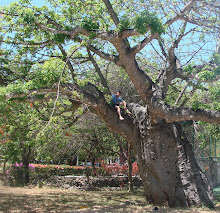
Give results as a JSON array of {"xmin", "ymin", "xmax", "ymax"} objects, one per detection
[{"xmin": 111, "ymin": 94, "xmax": 123, "ymax": 106}]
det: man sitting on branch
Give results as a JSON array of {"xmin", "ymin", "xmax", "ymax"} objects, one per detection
[{"xmin": 110, "ymin": 91, "xmax": 131, "ymax": 120}]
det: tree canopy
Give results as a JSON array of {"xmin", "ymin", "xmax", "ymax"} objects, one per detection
[
  {"xmin": 0, "ymin": 0, "xmax": 219, "ymax": 207},
  {"xmin": 0, "ymin": 0, "xmax": 219, "ymax": 122}
]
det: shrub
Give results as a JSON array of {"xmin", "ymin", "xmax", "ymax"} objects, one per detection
[
  {"xmin": 98, "ymin": 162, "xmax": 139, "ymax": 176},
  {"xmin": 18, "ymin": 162, "xmax": 139, "ymax": 179},
  {"xmin": 31, "ymin": 164, "xmax": 90, "ymax": 177},
  {"xmin": 6, "ymin": 163, "xmax": 35, "ymax": 186}
]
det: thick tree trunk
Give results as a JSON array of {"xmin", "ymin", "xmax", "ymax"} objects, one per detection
[
  {"xmin": 131, "ymin": 118, "xmax": 215, "ymax": 207},
  {"xmin": 80, "ymin": 83, "xmax": 215, "ymax": 208}
]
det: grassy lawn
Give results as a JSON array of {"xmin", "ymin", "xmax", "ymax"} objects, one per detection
[{"xmin": 0, "ymin": 185, "xmax": 220, "ymax": 213}]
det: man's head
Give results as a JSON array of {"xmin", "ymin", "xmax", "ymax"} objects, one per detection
[{"xmin": 116, "ymin": 91, "xmax": 121, "ymax": 97}]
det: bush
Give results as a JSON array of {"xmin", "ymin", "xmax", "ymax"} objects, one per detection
[
  {"xmin": 13, "ymin": 162, "xmax": 140, "ymax": 180},
  {"xmin": 31, "ymin": 164, "xmax": 90, "ymax": 177},
  {"xmin": 97, "ymin": 161, "xmax": 139, "ymax": 176},
  {"xmin": 6, "ymin": 163, "xmax": 35, "ymax": 186}
]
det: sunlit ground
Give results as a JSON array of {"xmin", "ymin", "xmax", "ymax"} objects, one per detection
[{"xmin": 0, "ymin": 185, "xmax": 219, "ymax": 213}]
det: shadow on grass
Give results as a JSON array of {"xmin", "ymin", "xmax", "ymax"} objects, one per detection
[{"xmin": 0, "ymin": 186, "xmax": 220, "ymax": 213}]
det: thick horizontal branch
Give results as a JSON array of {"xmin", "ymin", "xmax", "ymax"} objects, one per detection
[
  {"xmin": 80, "ymin": 83, "xmax": 140, "ymax": 143},
  {"xmin": 6, "ymin": 86, "xmax": 74, "ymax": 103},
  {"xmin": 35, "ymin": 22, "xmax": 78, "ymax": 36},
  {"xmin": 65, "ymin": 83, "xmax": 141, "ymax": 144},
  {"xmin": 35, "ymin": 22, "xmax": 115, "ymax": 42},
  {"xmin": 151, "ymin": 100, "xmax": 220, "ymax": 124},
  {"xmin": 5, "ymin": 83, "xmax": 139, "ymax": 142},
  {"xmin": 121, "ymin": 29, "xmax": 139, "ymax": 39}
]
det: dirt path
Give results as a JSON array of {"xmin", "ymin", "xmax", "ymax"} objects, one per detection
[{"xmin": 0, "ymin": 185, "xmax": 219, "ymax": 213}]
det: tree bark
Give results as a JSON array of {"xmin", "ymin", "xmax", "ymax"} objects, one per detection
[
  {"xmin": 22, "ymin": 147, "xmax": 31, "ymax": 185},
  {"xmin": 128, "ymin": 104, "xmax": 215, "ymax": 207},
  {"xmin": 3, "ymin": 159, "xmax": 7, "ymax": 175},
  {"xmin": 7, "ymin": 78, "xmax": 216, "ymax": 207},
  {"xmin": 64, "ymin": 82, "xmax": 216, "ymax": 207},
  {"xmin": 127, "ymin": 143, "xmax": 133, "ymax": 192}
]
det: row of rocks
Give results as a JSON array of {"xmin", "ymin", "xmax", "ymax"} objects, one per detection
[{"xmin": 30, "ymin": 175, "xmax": 143, "ymax": 190}]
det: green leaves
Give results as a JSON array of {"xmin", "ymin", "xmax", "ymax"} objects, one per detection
[
  {"xmin": 117, "ymin": 17, "xmax": 130, "ymax": 32},
  {"xmin": 20, "ymin": 8, "xmax": 35, "ymax": 24},
  {"xmin": 53, "ymin": 33, "xmax": 70, "ymax": 44},
  {"xmin": 134, "ymin": 10, "xmax": 165, "ymax": 35},
  {"xmin": 183, "ymin": 64, "xmax": 195, "ymax": 74},
  {"xmin": 198, "ymin": 67, "xmax": 219, "ymax": 82},
  {"xmin": 81, "ymin": 18, "xmax": 99, "ymax": 31},
  {"xmin": 0, "ymin": 99, "xmax": 37, "ymax": 164}
]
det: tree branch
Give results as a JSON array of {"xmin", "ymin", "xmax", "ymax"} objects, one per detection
[
  {"xmin": 150, "ymin": 98, "xmax": 220, "ymax": 124},
  {"xmin": 131, "ymin": 0, "xmax": 197, "ymax": 55},
  {"xmin": 174, "ymin": 82, "xmax": 189, "ymax": 106},
  {"xmin": 174, "ymin": 63, "xmax": 220, "ymax": 83},
  {"xmin": 6, "ymin": 82, "xmax": 140, "ymax": 143},
  {"xmin": 86, "ymin": 48, "xmax": 111, "ymax": 95},
  {"xmin": 57, "ymin": 44, "xmax": 76, "ymax": 80},
  {"xmin": 121, "ymin": 29, "xmax": 139, "ymax": 39},
  {"xmin": 88, "ymin": 45, "xmax": 123, "ymax": 67},
  {"xmin": 157, "ymin": 37, "xmax": 168, "ymax": 59},
  {"xmin": 1, "ymin": 39, "xmax": 54, "ymax": 46},
  {"xmin": 102, "ymin": 0, "xmax": 120, "ymax": 26}
]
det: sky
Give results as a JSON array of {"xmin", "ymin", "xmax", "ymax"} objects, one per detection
[
  {"xmin": 0, "ymin": 0, "xmax": 218, "ymax": 64},
  {"xmin": 0, "ymin": 0, "xmax": 46, "ymax": 7}
]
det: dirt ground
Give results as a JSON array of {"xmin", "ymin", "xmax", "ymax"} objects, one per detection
[{"xmin": 0, "ymin": 185, "xmax": 219, "ymax": 213}]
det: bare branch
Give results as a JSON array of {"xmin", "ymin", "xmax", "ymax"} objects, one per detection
[
  {"xmin": 174, "ymin": 82, "xmax": 189, "ymax": 106},
  {"xmin": 157, "ymin": 37, "xmax": 168, "ymax": 59},
  {"xmin": 102, "ymin": 0, "xmax": 120, "ymax": 26},
  {"xmin": 131, "ymin": 0, "xmax": 197, "ymax": 55},
  {"xmin": 150, "ymin": 42, "xmax": 166, "ymax": 62},
  {"xmin": 131, "ymin": 33, "xmax": 160, "ymax": 55},
  {"xmin": 173, "ymin": 21, "xmax": 187, "ymax": 48},
  {"xmin": 57, "ymin": 44, "xmax": 76, "ymax": 80},
  {"xmin": 86, "ymin": 48, "xmax": 111, "ymax": 95},
  {"xmin": 1, "ymin": 39, "xmax": 54, "ymax": 46},
  {"xmin": 88, "ymin": 45, "xmax": 123, "ymax": 67}
]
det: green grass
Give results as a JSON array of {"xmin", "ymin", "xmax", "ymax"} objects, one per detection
[{"xmin": 0, "ymin": 185, "xmax": 220, "ymax": 213}]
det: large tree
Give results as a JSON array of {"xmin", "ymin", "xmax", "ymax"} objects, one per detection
[{"xmin": 0, "ymin": 0, "xmax": 219, "ymax": 207}]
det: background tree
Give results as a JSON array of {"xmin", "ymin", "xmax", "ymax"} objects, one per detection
[
  {"xmin": 0, "ymin": 99, "xmax": 37, "ymax": 184},
  {"xmin": 0, "ymin": 0, "xmax": 219, "ymax": 207},
  {"xmin": 73, "ymin": 113, "xmax": 127, "ymax": 171}
]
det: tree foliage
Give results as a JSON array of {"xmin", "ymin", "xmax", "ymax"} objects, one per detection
[{"xmin": 0, "ymin": 0, "xmax": 219, "ymax": 207}]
